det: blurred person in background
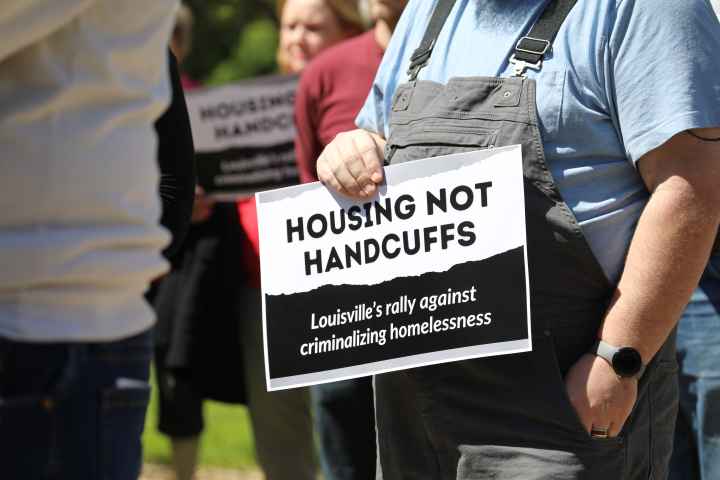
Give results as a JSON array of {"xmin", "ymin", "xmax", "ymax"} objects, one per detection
[
  {"xmin": 276, "ymin": 0, "xmax": 366, "ymax": 74},
  {"xmin": 170, "ymin": 3, "xmax": 200, "ymax": 90},
  {"xmin": 293, "ymin": 1, "xmax": 407, "ymax": 478},
  {"xmin": 151, "ymin": 2, "xmax": 364, "ymax": 479},
  {"xmin": 0, "ymin": 1, "xmax": 180, "ymax": 479},
  {"xmin": 231, "ymin": 1, "xmax": 365, "ymax": 477},
  {"xmin": 152, "ymin": 6, "xmax": 269, "ymax": 480},
  {"xmin": 155, "ymin": 49, "xmax": 196, "ymax": 261},
  {"xmin": 149, "ymin": 5, "xmax": 208, "ymax": 480},
  {"xmin": 669, "ymin": 4, "xmax": 720, "ymax": 479},
  {"xmin": 670, "ymin": 255, "xmax": 720, "ymax": 480}
]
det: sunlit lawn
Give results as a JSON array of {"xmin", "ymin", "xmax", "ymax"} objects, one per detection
[{"xmin": 142, "ymin": 372, "xmax": 259, "ymax": 470}]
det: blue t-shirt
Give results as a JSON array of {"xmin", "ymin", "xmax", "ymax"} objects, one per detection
[{"xmin": 357, "ymin": 0, "xmax": 720, "ymax": 284}]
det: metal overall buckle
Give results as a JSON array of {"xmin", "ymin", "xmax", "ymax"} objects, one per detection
[
  {"xmin": 509, "ymin": 36, "xmax": 550, "ymax": 77},
  {"xmin": 407, "ymin": 39, "xmax": 435, "ymax": 81},
  {"xmin": 509, "ymin": 55, "xmax": 543, "ymax": 77}
]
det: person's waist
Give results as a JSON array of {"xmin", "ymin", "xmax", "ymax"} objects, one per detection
[
  {"xmin": 0, "ymin": 225, "xmax": 169, "ymax": 292},
  {"xmin": 0, "ymin": 291, "xmax": 157, "ymax": 343}
]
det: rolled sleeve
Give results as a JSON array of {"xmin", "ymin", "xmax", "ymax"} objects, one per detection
[
  {"xmin": 355, "ymin": 83, "xmax": 386, "ymax": 137},
  {"xmin": 609, "ymin": 0, "xmax": 720, "ymax": 164}
]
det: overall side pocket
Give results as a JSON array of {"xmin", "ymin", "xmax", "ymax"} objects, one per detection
[
  {"xmin": 543, "ymin": 331, "xmax": 627, "ymax": 480},
  {"xmin": 546, "ymin": 331, "xmax": 625, "ymax": 447}
]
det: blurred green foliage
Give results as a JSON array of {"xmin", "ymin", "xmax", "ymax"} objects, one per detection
[{"xmin": 183, "ymin": 0, "xmax": 280, "ymax": 85}]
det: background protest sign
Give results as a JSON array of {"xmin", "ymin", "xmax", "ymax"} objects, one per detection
[
  {"xmin": 186, "ymin": 74, "xmax": 299, "ymax": 199},
  {"xmin": 257, "ymin": 145, "xmax": 531, "ymax": 391}
]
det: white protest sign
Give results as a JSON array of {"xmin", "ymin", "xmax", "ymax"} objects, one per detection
[
  {"xmin": 185, "ymin": 74, "xmax": 299, "ymax": 199},
  {"xmin": 257, "ymin": 145, "xmax": 531, "ymax": 391}
]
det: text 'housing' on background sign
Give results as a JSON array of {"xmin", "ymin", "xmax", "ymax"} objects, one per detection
[
  {"xmin": 257, "ymin": 145, "xmax": 531, "ymax": 391},
  {"xmin": 186, "ymin": 74, "xmax": 299, "ymax": 199}
]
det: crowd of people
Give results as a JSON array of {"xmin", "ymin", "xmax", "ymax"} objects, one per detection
[{"xmin": 1, "ymin": 1, "xmax": 720, "ymax": 480}]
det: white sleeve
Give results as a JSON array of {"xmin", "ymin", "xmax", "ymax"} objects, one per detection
[{"xmin": 0, "ymin": 0, "xmax": 95, "ymax": 62}]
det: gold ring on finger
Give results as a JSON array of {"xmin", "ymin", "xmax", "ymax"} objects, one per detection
[{"xmin": 590, "ymin": 425, "xmax": 610, "ymax": 439}]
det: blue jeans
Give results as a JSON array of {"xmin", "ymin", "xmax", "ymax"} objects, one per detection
[
  {"xmin": 670, "ymin": 270, "xmax": 720, "ymax": 480},
  {"xmin": 0, "ymin": 329, "xmax": 152, "ymax": 480}
]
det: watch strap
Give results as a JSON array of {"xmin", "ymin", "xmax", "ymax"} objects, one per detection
[{"xmin": 592, "ymin": 340, "xmax": 646, "ymax": 379}]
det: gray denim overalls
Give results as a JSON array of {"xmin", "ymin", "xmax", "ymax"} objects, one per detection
[{"xmin": 374, "ymin": 1, "xmax": 678, "ymax": 479}]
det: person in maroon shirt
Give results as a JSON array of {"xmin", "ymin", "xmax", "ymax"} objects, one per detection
[
  {"xmin": 294, "ymin": 33, "xmax": 380, "ymax": 182},
  {"xmin": 295, "ymin": 2, "xmax": 405, "ymax": 184},
  {"xmin": 293, "ymin": 2, "xmax": 408, "ymax": 479}
]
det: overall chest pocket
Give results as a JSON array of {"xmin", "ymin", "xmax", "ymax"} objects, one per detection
[{"xmin": 386, "ymin": 119, "xmax": 499, "ymax": 165}]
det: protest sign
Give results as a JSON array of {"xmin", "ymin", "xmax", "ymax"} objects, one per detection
[
  {"xmin": 185, "ymin": 74, "xmax": 299, "ymax": 199},
  {"xmin": 257, "ymin": 145, "xmax": 531, "ymax": 390}
]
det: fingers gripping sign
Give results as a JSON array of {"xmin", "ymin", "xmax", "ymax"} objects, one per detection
[{"xmin": 317, "ymin": 129, "xmax": 386, "ymax": 199}]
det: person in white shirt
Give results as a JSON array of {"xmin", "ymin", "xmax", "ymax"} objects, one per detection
[{"xmin": 0, "ymin": 1, "xmax": 179, "ymax": 478}]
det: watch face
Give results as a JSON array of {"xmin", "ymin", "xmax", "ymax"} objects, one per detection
[{"xmin": 612, "ymin": 347, "xmax": 643, "ymax": 377}]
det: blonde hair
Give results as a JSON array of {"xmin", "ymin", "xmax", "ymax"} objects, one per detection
[
  {"xmin": 277, "ymin": 0, "xmax": 366, "ymax": 31},
  {"xmin": 276, "ymin": 0, "xmax": 367, "ymax": 73}
]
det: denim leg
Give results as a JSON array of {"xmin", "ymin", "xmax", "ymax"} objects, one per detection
[
  {"xmin": 0, "ymin": 330, "xmax": 152, "ymax": 480},
  {"xmin": 671, "ymin": 278, "xmax": 720, "ymax": 480},
  {"xmin": 696, "ymin": 375, "xmax": 720, "ymax": 480},
  {"xmin": 0, "ymin": 339, "xmax": 73, "ymax": 479},
  {"xmin": 89, "ymin": 329, "xmax": 153, "ymax": 480},
  {"xmin": 670, "ymin": 370, "xmax": 700, "ymax": 480}
]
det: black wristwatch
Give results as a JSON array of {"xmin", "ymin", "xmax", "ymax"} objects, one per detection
[{"xmin": 591, "ymin": 340, "xmax": 645, "ymax": 379}]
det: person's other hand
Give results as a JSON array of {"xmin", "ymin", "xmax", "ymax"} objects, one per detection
[
  {"xmin": 564, "ymin": 353, "xmax": 638, "ymax": 438},
  {"xmin": 316, "ymin": 129, "xmax": 386, "ymax": 199},
  {"xmin": 191, "ymin": 186, "xmax": 215, "ymax": 223}
]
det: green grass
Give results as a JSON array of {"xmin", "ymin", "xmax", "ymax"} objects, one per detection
[{"xmin": 142, "ymin": 373, "xmax": 259, "ymax": 470}]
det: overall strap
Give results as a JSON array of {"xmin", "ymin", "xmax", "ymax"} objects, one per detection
[
  {"xmin": 510, "ymin": 0, "xmax": 578, "ymax": 76},
  {"xmin": 406, "ymin": 0, "xmax": 578, "ymax": 81},
  {"xmin": 406, "ymin": 0, "xmax": 457, "ymax": 81}
]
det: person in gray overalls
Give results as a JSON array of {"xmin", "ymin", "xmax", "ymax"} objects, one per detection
[{"xmin": 315, "ymin": 0, "xmax": 720, "ymax": 478}]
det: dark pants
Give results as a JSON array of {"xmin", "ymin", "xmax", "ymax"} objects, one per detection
[
  {"xmin": 154, "ymin": 347, "xmax": 204, "ymax": 438},
  {"xmin": 374, "ymin": 330, "xmax": 678, "ymax": 480},
  {"xmin": 0, "ymin": 329, "xmax": 152, "ymax": 480},
  {"xmin": 154, "ymin": 288, "xmax": 317, "ymax": 480},
  {"xmin": 312, "ymin": 378, "xmax": 376, "ymax": 480}
]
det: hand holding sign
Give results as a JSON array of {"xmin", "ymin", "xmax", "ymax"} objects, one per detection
[
  {"xmin": 316, "ymin": 129, "xmax": 385, "ymax": 199},
  {"xmin": 258, "ymin": 145, "xmax": 532, "ymax": 391}
]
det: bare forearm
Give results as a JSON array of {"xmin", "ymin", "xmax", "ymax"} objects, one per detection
[
  {"xmin": 565, "ymin": 132, "xmax": 720, "ymax": 436},
  {"xmin": 600, "ymin": 176, "xmax": 720, "ymax": 363}
]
